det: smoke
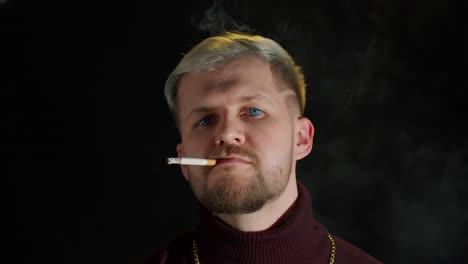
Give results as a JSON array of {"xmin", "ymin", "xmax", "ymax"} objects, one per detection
[
  {"xmin": 390, "ymin": 145, "xmax": 468, "ymax": 262},
  {"xmin": 196, "ymin": 0, "xmax": 252, "ymax": 36},
  {"xmin": 299, "ymin": 124, "xmax": 468, "ymax": 261}
]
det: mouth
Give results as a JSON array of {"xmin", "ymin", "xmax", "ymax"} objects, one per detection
[{"xmin": 215, "ymin": 156, "xmax": 251, "ymax": 165}]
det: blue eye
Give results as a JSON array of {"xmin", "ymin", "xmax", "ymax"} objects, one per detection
[
  {"xmin": 197, "ymin": 117, "xmax": 212, "ymax": 127},
  {"xmin": 247, "ymin": 108, "xmax": 263, "ymax": 116}
]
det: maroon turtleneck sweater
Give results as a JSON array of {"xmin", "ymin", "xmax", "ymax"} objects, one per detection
[{"xmin": 135, "ymin": 182, "xmax": 383, "ymax": 264}]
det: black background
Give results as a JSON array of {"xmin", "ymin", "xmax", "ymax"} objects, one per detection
[{"xmin": 5, "ymin": 0, "xmax": 466, "ymax": 263}]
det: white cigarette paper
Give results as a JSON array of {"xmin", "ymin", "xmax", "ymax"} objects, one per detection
[{"xmin": 167, "ymin": 157, "xmax": 217, "ymax": 166}]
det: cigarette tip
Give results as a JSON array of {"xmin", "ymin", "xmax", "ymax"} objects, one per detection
[{"xmin": 167, "ymin": 158, "xmax": 180, "ymax": 165}]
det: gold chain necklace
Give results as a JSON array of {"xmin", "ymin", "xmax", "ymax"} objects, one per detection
[{"xmin": 192, "ymin": 233, "xmax": 336, "ymax": 264}]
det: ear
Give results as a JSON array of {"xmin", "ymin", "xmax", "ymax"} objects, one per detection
[
  {"xmin": 294, "ymin": 117, "xmax": 314, "ymax": 160},
  {"xmin": 176, "ymin": 143, "xmax": 189, "ymax": 181}
]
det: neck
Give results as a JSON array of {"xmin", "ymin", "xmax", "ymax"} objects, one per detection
[
  {"xmin": 196, "ymin": 180, "xmax": 334, "ymax": 263},
  {"xmin": 214, "ymin": 176, "xmax": 298, "ymax": 232}
]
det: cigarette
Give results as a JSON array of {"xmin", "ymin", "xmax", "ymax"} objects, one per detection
[{"xmin": 167, "ymin": 157, "xmax": 217, "ymax": 166}]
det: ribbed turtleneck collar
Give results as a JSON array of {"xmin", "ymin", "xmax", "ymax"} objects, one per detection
[{"xmin": 196, "ymin": 182, "xmax": 332, "ymax": 264}]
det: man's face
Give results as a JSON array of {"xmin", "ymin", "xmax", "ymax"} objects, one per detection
[{"xmin": 176, "ymin": 55, "xmax": 302, "ymax": 214}]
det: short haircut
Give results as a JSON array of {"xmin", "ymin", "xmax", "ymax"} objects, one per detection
[{"xmin": 164, "ymin": 31, "xmax": 307, "ymax": 125}]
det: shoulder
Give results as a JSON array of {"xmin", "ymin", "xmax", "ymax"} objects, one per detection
[
  {"xmin": 134, "ymin": 230, "xmax": 195, "ymax": 264},
  {"xmin": 333, "ymin": 235, "xmax": 383, "ymax": 264}
]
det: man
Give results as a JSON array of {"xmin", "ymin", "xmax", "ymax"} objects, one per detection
[{"xmin": 136, "ymin": 31, "xmax": 382, "ymax": 263}]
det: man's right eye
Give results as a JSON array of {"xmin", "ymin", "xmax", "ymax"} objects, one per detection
[{"xmin": 196, "ymin": 117, "xmax": 212, "ymax": 127}]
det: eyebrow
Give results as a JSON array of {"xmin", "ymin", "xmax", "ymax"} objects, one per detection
[{"xmin": 184, "ymin": 94, "xmax": 274, "ymax": 123}]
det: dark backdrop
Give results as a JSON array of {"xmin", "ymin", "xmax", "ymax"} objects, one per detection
[{"xmin": 6, "ymin": 0, "xmax": 466, "ymax": 263}]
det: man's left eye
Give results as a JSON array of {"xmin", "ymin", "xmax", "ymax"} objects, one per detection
[{"xmin": 246, "ymin": 108, "xmax": 263, "ymax": 116}]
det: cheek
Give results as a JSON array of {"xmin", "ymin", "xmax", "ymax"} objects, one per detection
[
  {"xmin": 261, "ymin": 134, "xmax": 292, "ymax": 156},
  {"xmin": 182, "ymin": 133, "xmax": 213, "ymax": 156},
  {"xmin": 250, "ymin": 120, "xmax": 294, "ymax": 158}
]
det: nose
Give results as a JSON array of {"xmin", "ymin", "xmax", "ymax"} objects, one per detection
[{"xmin": 214, "ymin": 118, "xmax": 245, "ymax": 146}]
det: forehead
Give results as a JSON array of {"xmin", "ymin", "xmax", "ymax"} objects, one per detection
[{"xmin": 177, "ymin": 56, "xmax": 280, "ymax": 105}]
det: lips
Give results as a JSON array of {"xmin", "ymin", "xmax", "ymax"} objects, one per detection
[{"xmin": 215, "ymin": 156, "xmax": 251, "ymax": 165}]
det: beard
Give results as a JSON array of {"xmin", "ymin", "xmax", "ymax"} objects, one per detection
[{"xmin": 188, "ymin": 146, "xmax": 293, "ymax": 214}]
